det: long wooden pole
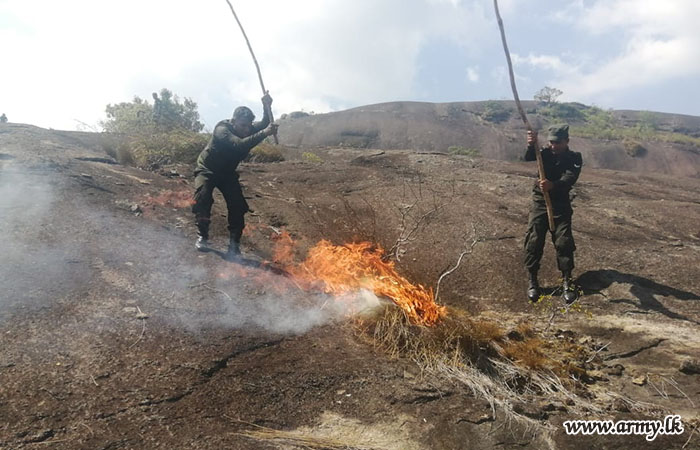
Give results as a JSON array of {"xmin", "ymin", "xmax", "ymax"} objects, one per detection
[
  {"xmin": 224, "ymin": 0, "xmax": 279, "ymax": 144},
  {"xmin": 493, "ymin": 0, "xmax": 555, "ymax": 232}
]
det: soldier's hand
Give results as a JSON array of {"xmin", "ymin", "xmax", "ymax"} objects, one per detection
[
  {"xmin": 264, "ymin": 123, "xmax": 279, "ymax": 137},
  {"xmin": 539, "ymin": 179, "xmax": 554, "ymax": 192},
  {"xmin": 527, "ymin": 130, "xmax": 538, "ymax": 147},
  {"xmin": 261, "ymin": 91, "xmax": 273, "ymax": 107}
]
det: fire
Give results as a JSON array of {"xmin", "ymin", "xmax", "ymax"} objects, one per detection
[{"xmin": 276, "ymin": 236, "xmax": 445, "ymax": 326}]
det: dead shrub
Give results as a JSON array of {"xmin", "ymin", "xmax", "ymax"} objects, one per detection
[
  {"xmin": 501, "ymin": 338, "xmax": 550, "ymax": 371},
  {"xmin": 99, "ymin": 134, "xmax": 134, "ymax": 165},
  {"xmin": 623, "ymin": 139, "xmax": 647, "ymax": 157},
  {"xmin": 246, "ymin": 142, "xmax": 285, "ymax": 163}
]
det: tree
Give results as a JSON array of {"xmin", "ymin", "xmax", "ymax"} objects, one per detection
[
  {"xmin": 0, "ymin": 113, "xmax": 7, "ymax": 123},
  {"xmin": 151, "ymin": 88, "xmax": 204, "ymax": 132},
  {"xmin": 101, "ymin": 88, "xmax": 204, "ymax": 134},
  {"xmin": 534, "ymin": 86, "xmax": 563, "ymax": 105},
  {"xmin": 100, "ymin": 89, "xmax": 208, "ymax": 168}
]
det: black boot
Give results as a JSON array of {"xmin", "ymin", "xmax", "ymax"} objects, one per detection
[
  {"xmin": 226, "ymin": 238, "xmax": 241, "ymax": 261},
  {"xmin": 527, "ymin": 271, "xmax": 540, "ymax": 302},
  {"xmin": 562, "ymin": 271, "xmax": 578, "ymax": 304},
  {"xmin": 195, "ymin": 235, "xmax": 210, "ymax": 252},
  {"xmin": 195, "ymin": 217, "xmax": 210, "ymax": 252}
]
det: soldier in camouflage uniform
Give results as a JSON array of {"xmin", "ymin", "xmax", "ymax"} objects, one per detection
[
  {"xmin": 192, "ymin": 93, "xmax": 277, "ymax": 259},
  {"xmin": 524, "ymin": 124, "xmax": 582, "ymax": 303}
]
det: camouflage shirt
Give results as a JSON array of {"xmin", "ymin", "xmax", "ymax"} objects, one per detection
[
  {"xmin": 525, "ymin": 145, "xmax": 583, "ymax": 205},
  {"xmin": 195, "ymin": 110, "xmax": 270, "ymax": 177}
]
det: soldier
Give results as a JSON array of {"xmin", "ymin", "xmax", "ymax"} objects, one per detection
[
  {"xmin": 524, "ymin": 124, "xmax": 582, "ymax": 303},
  {"xmin": 192, "ymin": 93, "xmax": 278, "ymax": 259}
]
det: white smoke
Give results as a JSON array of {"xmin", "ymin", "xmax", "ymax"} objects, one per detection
[
  {"xmin": 0, "ymin": 164, "xmax": 383, "ymax": 335},
  {"xmin": 0, "ymin": 170, "xmax": 90, "ymax": 318}
]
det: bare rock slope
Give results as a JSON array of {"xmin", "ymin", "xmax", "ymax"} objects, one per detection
[{"xmin": 1, "ymin": 122, "xmax": 699, "ymax": 449}]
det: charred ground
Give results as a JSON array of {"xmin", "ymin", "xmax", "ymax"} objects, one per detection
[{"xmin": 1, "ymin": 122, "xmax": 699, "ymax": 449}]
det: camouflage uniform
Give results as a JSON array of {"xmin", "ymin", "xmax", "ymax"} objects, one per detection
[
  {"xmin": 192, "ymin": 108, "xmax": 270, "ymax": 245},
  {"xmin": 523, "ymin": 125, "xmax": 582, "ymax": 274}
]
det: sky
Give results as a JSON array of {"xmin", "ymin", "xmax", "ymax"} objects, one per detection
[{"xmin": 1, "ymin": 0, "xmax": 699, "ymax": 131}]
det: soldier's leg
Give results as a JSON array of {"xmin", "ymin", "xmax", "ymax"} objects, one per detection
[
  {"xmin": 192, "ymin": 173, "xmax": 215, "ymax": 249},
  {"xmin": 220, "ymin": 178, "xmax": 249, "ymax": 256},
  {"xmin": 524, "ymin": 209, "xmax": 548, "ymax": 273},
  {"xmin": 524, "ymin": 208, "xmax": 548, "ymax": 301},
  {"xmin": 551, "ymin": 214, "xmax": 575, "ymax": 274},
  {"xmin": 552, "ymin": 214, "xmax": 577, "ymax": 302}
]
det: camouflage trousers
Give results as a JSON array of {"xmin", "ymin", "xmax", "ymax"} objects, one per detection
[
  {"xmin": 524, "ymin": 203, "xmax": 576, "ymax": 273},
  {"xmin": 191, "ymin": 171, "xmax": 249, "ymax": 242}
]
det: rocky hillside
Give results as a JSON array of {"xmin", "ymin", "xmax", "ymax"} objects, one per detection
[{"xmin": 277, "ymin": 101, "xmax": 700, "ymax": 177}]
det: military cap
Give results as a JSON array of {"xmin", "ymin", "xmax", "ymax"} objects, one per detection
[
  {"xmin": 547, "ymin": 123, "xmax": 569, "ymax": 142},
  {"xmin": 233, "ymin": 106, "xmax": 255, "ymax": 122}
]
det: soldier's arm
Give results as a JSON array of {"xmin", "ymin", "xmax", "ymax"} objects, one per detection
[
  {"xmin": 524, "ymin": 145, "xmax": 538, "ymax": 161},
  {"xmin": 252, "ymin": 93, "xmax": 272, "ymax": 132},
  {"xmin": 554, "ymin": 152, "xmax": 583, "ymax": 190},
  {"xmin": 524, "ymin": 130, "xmax": 538, "ymax": 161},
  {"xmin": 214, "ymin": 124, "xmax": 269, "ymax": 158},
  {"xmin": 251, "ymin": 108, "xmax": 270, "ymax": 133}
]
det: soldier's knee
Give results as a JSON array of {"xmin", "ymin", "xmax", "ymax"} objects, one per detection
[
  {"xmin": 555, "ymin": 235, "xmax": 575, "ymax": 254},
  {"xmin": 524, "ymin": 227, "xmax": 546, "ymax": 251}
]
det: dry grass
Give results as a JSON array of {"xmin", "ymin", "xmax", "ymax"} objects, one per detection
[
  {"xmin": 247, "ymin": 142, "xmax": 286, "ymax": 163},
  {"xmin": 501, "ymin": 338, "xmax": 550, "ymax": 371},
  {"xmin": 364, "ymin": 305, "xmax": 607, "ymax": 431},
  {"xmin": 236, "ymin": 428, "xmax": 372, "ymax": 450},
  {"xmin": 366, "ymin": 304, "xmax": 678, "ymax": 432}
]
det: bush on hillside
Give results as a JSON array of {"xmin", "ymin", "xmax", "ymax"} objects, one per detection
[
  {"xmin": 623, "ymin": 139, "xmax": 647, "ymax": 157},
  {"xmin": 538, "ymin": 102, "xmax": 586, "ymax": 121},
  {"xmin": 100, "ymin": 88, "xmax": 208, "ymax": 168},
  {"xmin": 246, "ymin": 142, "xmax": 285, "ymax": 163},
  {"xmin": 481, "ymin": 101, "xmax": 512, "ymax": 123}
]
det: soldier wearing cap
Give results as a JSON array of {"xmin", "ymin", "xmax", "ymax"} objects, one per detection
[
  {"xmin": 524, "ymin": 123, "xmax": 583, "ymax": 303},
  {"xmin": 192, "ymin": 93, "xmax": 278, "ymax": 259}
]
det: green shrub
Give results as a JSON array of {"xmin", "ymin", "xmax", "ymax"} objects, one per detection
[
  {"xmin": 481, "ymin": 101, "xmax": 512, "ymax": 123},
  {"xmin": 447, "ymin": 146, "xmax": 480, "ymax": 157},
  {"xmin": 99, "ymin": 88, "xmax": 209, "ymax": 168},
  {"xmin": 102, "ymin": 129, "xmax": 208, "ymax": 168},
  {"xmin": 538, "ymin": 102, "xmax": 586, "ymax": 121},
  {"xmin": 302, "ymin": 152, "xmax": 323, "ymax": 163},
  {"xmin": 246, "ymin": 142, "xmax": 285, "ymax": 163},
  {"xmin": 102, "ymin": 88, "xmax": 203, "ymax": 134}
]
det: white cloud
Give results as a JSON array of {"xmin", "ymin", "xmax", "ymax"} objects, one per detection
[
  {"xmin": 0, "ymin": 0, "xmax": 493, "ymax": 130},
  {"xmin": 512, "ymin": 53, "xmax": 568, "ymax": 73},
  {"xmin": 551, "ymin": 0, "xmax": 700, "ymax": 103},
  {"xmin": 2, "ymin": 0, "xmax": 698, "ymax": 129},
  {"xmin": 466, "ymin": 66, "xmax": 480, "ymax": 83}
]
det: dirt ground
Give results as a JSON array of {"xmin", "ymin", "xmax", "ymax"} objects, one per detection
[{"xmin": 1, "ymin": 123, "xmax": 699, "ymax": 449}]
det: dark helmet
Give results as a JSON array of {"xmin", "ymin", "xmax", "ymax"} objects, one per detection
[{"xmin": 232, "ymin": 106, "xmax": 255, "ymax": 122}]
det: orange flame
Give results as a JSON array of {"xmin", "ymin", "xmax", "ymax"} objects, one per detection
[{"xmin": 278, "ymin": 237, "xmax": 445, "ymax": 326}]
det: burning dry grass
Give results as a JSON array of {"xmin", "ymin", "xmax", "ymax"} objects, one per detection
[{"xmin": 270, "ymin": 233, "xmax": 446, "ymax": 326}]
